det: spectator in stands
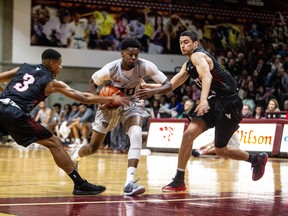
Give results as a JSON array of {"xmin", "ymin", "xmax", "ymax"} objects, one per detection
[
  {"xmin": 253, "ymin": 105, "xmax": 265, "ymax": 119},
  {"xmin": 164, "ymin": 13, "xmax": 187, "ymax": 54},
  {"xmin": 265, "ymin": 55, "xmax": 283, "ymax": 87},
  {"xmin": 158, "ymin": 95, "xmax": 172, "ymax": 118},
  {"xmin": 266, "ymin": 98, "xmax": 281, "ymax": 113},
  {"xmin": 67, "ymin": 102, "xmax": 80, "ymax": 125},
  {"xmin": 253, "ymin": 58, "xmax": 271, "ymax": 84},
  {"xmin": 168, "ymin": 95, "xmax": 183, "ymax": 118},
  {"xmin": 245, "ymin": 80, "xmax": 257, "ymax": 102},
  {"xmin": 50, "ymin": 102, "xmax": 65, "ymax": 135},
  {"xmin": 275, "ymin": 67, "xmax": 288, "ymax": 101},
  {"xmin": 190, "ymin": 83, "xmax": 201, "ymax": 102},
  {"xmin": 235, "ymin": 52, "xmax": 247, "ymax": 76},
  {"xmin": 69, "ymin": 103, "xmax": 95, "ymax": 147},
  {"xmin": 58, "ymin": 103, "xmax": 73, "ymax": 145},
  {"xmin": 62, "ymin": 103, "xmax": 72, "ymax": 122},
  {"xmin": 248, "ymin": 23, "xmax": 260, "ymax": 43},
  {"xmin": 242, "ymin": 104, "xmax": 254, "ymax": 118},
  {"xmin": 283, "ymin": 100, "xmax": 288, "ymax": 111},
  {"xmin": 146, "ymin": 98, "xmax": 161, "ymax": 118},
  {"xmin": 34, "ymin": 101, "xmax": 52, "ymax": 129},
  {"xmin": 178, "ymin": 99, "xmax": 195, "ymax": 119},
  {"xmin": 113, "ymin": 12, "xmax": 130, "ymax": 50},
  {"xmin": 242, "ymin": 91, "xmax": 256, "ymax": 114},
  {"xmin": 283, "ymin": 53, "xmax": 288, "ymax": 72},
  {"xmin": 255, "ymin": 85, "xmax": 273, "ymax": 108},
  {"xmin": 225, "ymin": 58, "xmax": 238, "ymax": 79},
  {"xmin": 148, "ymin": 13, "xmax": 167, "ymax": 54},
  {"xmin": 110, "ymin": 121, "xmax": 129, "ymax": 154},
  {"xmin": 237, "ymin": 68, "xmax": 250, "ymax": 92}
]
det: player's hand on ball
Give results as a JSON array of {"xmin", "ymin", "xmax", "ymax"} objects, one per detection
[{"xmin": 111, "ymin": 91, "xmax": 130, "ymax": 107}]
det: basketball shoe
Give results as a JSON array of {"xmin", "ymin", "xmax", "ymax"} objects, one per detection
[
  {"xmin": 73, "ymin": 180, "xmax": 106, "ymax": 195},
  {"xmin": 124, "ymin": 179, "xmax": 145, "ymax": 196},
  {"xmin": 162, "ymin": 178, "xmax": 186, "ymax": 192},
  {"xmin": 251, "ymin": 152, "xmax": 268, "ymax": 181},
  {"xmin": 71, "ymin": 147, "xmax": 81, "ymax": 170}
]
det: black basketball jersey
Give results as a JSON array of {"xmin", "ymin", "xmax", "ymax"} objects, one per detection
[
  {"xmin": 0, "ymin": 63, "xmax": 53, "ymax": 113},
  {"xmin": 186, "ymin": 48, "xmax": 238, "ymax": 97}
]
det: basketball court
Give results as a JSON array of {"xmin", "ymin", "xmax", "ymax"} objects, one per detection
[{"xmin": 0, "ymin": 145, "xmax": 287, "ymax": 216}]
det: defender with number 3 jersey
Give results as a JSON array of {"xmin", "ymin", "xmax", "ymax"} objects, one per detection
[
  {"xmin": 0, "ymin": 48, "xmax": 129, "ymax": 196},
  {"xmin": 1, "ymin": 63, "xmax": 53, "ymax": 113}
]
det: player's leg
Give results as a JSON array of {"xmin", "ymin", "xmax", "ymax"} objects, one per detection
[
  {"xmin": 214, "ymin": 130, "xmax": 268, "ymax": 181},
  {"xmin": 214, "ymin": 97, "xmax": 268, "ymax": 181},
  {"xmin": 37, "ymin": 135, "xmax": 106, "ymax": 195},
  {"xmin": 162, "ymin": 118, "xmax": 206, "ymax": 192},
  {"xmin": 71, "ymin": 130, "xmax": 106, "ymax": 169},
  {"xmin": 122, "ymin": 115, "xmax": 145, "ymax": 196},
  {"xmin": 71, "ymin": 108, "xmax": 119, "ymax": 167}
]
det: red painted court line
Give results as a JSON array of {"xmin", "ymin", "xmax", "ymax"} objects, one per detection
[{"xmin": 0, "ymin": 192, "xmax": 287, "ymax": 216}]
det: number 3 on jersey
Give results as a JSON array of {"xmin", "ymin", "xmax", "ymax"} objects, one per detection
[{"xmin": 14, "ymin": 73, "xmax": 35, "ymax": 92}]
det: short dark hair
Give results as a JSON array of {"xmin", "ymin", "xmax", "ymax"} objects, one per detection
[
  {"xmin": 53, "ymin": 103, "xmax": 62, "ymax": 108},
  {"xmin": 120, "ymin": 38, "xmax": 141, "ymax": 50},
  {"xmin": 41, "ymin": 49, "xmax": 61, "ymax": 60},
  {"xmin": 180, "ymin": 30, "xmax": 199, "ymax": 42}
]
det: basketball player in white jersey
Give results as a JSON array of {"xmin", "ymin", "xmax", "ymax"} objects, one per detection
[{"xmin": 71, "ymin": 38, "xmax": 172, "ymax": 196}]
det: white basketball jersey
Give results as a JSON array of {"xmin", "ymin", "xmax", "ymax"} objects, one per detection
[{"xmin": 91, "ymin": 58, "xmax": 167, "ymax": 97}]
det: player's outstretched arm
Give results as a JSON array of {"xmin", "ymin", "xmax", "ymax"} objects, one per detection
[
  {"xmin": 46, "ymin": 79, "xmax": 130, "ymax": 106},
  {"xmin": 135, "ymin": 79, "xmax": 172, "ymax": 99}
]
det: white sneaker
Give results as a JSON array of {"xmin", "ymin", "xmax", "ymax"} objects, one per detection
[
  {"xmin": 81, "ymin": 139, "xmax": 88, "ymax": 145},
  {"xmin": 124, "ymin": 179, "xmax": 145, "ymax": 196},
  {"xmin": 71, "ymin": 147, "xmax": 81, "ymax": 170}
]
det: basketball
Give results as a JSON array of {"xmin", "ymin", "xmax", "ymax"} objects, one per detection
[{"xmin": 99, "ymin": 85, "xmax": 124, "ymax": 108}]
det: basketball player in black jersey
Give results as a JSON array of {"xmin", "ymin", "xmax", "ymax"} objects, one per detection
[
  {"xmin": 0, "ymin": 48, "xmax": 129, "ymax": 195},
  {"xmin": 136, "ymin": 30, "xmax": 268, "ymax": 192}
]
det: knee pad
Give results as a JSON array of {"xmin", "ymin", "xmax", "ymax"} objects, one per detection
[{"xmin": 127, "ymin": 125, "xmax": 142, "ymax": 160}]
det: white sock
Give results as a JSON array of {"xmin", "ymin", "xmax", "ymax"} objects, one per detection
[
  {"xmin": 72, "ymin": 148, "xmax": 81, "ymax": 162},
  {"xmin": 125, "ymin": 167, "xmax": 136, "ymax": 186},
  {"xmin": 82, "ymin": 138, "xmax": 88, "ymax": 144}
]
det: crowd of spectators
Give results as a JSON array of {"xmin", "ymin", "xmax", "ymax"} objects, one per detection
[
  {"xmin": 141, "ymin": 15, "xmax": 288, "ymax": 120},
  {"xmin": 2, "ymin": 3, "xmax": 287, "ymax": 150}
]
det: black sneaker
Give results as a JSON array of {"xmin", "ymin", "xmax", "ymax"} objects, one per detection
[
  {"xmin": 251, "ymin": 152, "xmax": 268, "ymax": 181},
  {"xmin": 162, "ymin": 178, "xmax": 186, "ymax": 192},
  {"xmin": 73, "ymin": 180, "xmax": 106, "ymax": 195},
  {"xmin": 192, "ymin": 149, "xmax": 200, "ymax": 157}
]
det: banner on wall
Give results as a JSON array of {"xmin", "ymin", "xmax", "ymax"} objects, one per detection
[
  {"xmin": 280, "ymin": 124, "xmax": 288, "ymax": 153},
  {"xmin": 147, "ymin": 122, "xmax": 275, "ymax": 152},
  {"xmin": 30, "ymin": 0, "xmax": 248, "ymax": 55},
  {"xmin": 146, "ymin": 122, "xmax": 185, "ymax": 149}
]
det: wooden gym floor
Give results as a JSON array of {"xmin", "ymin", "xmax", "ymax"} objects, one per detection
[{"xmin": 0, "ymin": 144, "xmax": 287, "ymax": 216}]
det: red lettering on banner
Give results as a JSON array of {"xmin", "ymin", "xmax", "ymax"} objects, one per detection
[{"xmin": 237, "ymin": 130, "xmax": 272, "ymax": 145}]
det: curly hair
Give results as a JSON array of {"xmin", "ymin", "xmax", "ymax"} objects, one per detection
[{"xmin": 120, "ymin": 38, "xmax": 141, "ymax": 50}]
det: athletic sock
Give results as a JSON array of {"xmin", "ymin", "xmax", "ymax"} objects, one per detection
[
  {"xmin": 175, "ymin": 169, "xmax": 185, "ymax": 180},
  {"xmin": 125, "ymin": 167, "xmax": 136, "ymax": 186},
  {"xmin": 247, "ymin": 153, "xmax": 258, "ymax": 164},
  {"xmin": 68, "ymin": 169, "xmax": 85, "ymax": 186}
]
